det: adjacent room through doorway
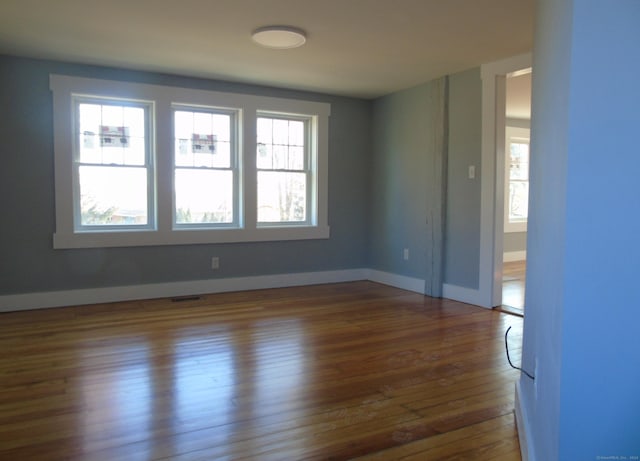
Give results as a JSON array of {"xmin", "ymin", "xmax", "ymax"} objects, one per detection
[{"xmin": 502, "ymin": 70, "xmax": 531, "ymax": 313}]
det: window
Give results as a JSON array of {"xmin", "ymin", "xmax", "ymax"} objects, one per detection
[
  {"xmin": 504, "ymin": 126, "xmax": 530, "ymax": 233},
  {"xmin": 508, "ymin": 140, "xmax": 529, "ymax": 222},
  {"xmin": 173, "ymin": 108, "xmax": 237, "ymax": 227},
  {"xmin": 74, "ymin": 98, "xmax": 153, "ymax": 229},
  {"xmin": 50, "ymin": 75, "xmax": 330, "ymax": 248},
  {"xmin": 257, "ymin": 115, "xmax": 309, "ymax": 225}
]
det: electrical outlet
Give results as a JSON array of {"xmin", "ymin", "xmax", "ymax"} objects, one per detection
[
  {"xmin": 403, "ymin": 248, "xmax": 409, "ymax": 260},
  {"xmin": 211, "ymin": 256, "xmax": 220, "ymax": 270}
]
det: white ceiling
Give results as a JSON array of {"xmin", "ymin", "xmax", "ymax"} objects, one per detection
[{"xmin": 0, "ymin": 0, "xmax": 534, "ymax": 99}]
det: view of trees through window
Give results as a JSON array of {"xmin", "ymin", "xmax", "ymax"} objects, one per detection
[{"xmin": 256, "ymin": 116, "xmax": 307, "ymax": 223}]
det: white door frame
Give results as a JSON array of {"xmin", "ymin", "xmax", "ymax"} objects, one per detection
[{"xmin": 477, "ymin": 53, "xmax": 532, "ymax": 308}]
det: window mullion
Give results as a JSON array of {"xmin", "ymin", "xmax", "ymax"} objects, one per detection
[
  {"xmin": 243, "ymin": 107, "xmax": 258, "ymax": 230},
  {"xmin": 155, "ymin": 98, "xmax": 173, "ymax": 233}
]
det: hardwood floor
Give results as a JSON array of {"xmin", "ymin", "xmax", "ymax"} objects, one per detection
[
  {"xmin": 0, "ymin": 282, "xmax": 523, "ymax": 460},
  {"xmin": 502, "ymin": 260, "xmax": 526, "ymax": 313}
]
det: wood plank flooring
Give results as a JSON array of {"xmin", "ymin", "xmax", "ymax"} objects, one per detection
[
  {"xmin": 502, "ymin": 260, "xmax": 526, "ymax": 313},
  {"xmin": 0, "ymin": 281, "xmax": 522, "ymax": 460}
]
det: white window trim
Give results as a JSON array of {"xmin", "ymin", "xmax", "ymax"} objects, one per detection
[
  {"xmin": 50, "ymin": 74, "xmax": 330, "ymax": 249},
  {"xmin": 504, "ymin": 125, "xmax": 530, "ymax": 233}
]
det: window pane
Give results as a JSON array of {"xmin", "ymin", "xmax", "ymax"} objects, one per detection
[
  {"xmin": 78, "ymin": 102, "xmax": 146, "ymax": 166},
  {"xmin": 125, "ymin": 136, "xmax": 146, "ymax": 166},
  {"xmin": 79, "ymin": 166, "xmax": 148, "ymax": 225},
  {"xmin": 101, "ymin": 105, "xmax": 123, "ymax": 127},
  {"xmin": 123, "ymin": 107, "xmax": 145, "ymax": 138},
  {"xmin": 211, "ymin": 114, "xmax": 230, "ymax": 142},
  {"xmin": 175, "ymin": 110, "xmax": 194, "ymax": 139},
  {"xmin": 509, "ymin": 142, "xmax": 529, "ymax": 180},
  {"xmin": 193, "ymin": 112, "xmax": 212, "ymax": 135},
  {"xmin": 257, "ymin": 171, "xmax": 306, "ymax": 222},
  {"xmin": 273, "ymin": 144, "xmax": 287, "ymax": 170},
  {"xmin": 175, "ymin": 169, "xmax": 233, "ymax": 224},
  {"xmin": 509, "ymin": 181, "xmax": 529, "ymax": 222},
  {"xmin": 289, "ymin": 120, "xmax": 304, "ymax": 146},
  {"xmin": 174, "ymin": 110, "xmax": 231, "ymax": 168},
  {"xmin": 289, "ymin": 146, "xmax": 304, "ymax": 170},
  {"xmin": 257, "ymin": 142, "xmax": 272, "ymax": 169},
  {"xmin": 122, "ymin": 107, "xmax": 146, "ymax": 166},
  {"xmin": 79, "ymin": 104, "xmax": 100, "ymax": 164},
  {"xmin": 192, "ymin": 138, "xmax": 215, "ymax": 168},
  {"xmin": 257, "ymin": 117, "xmax": 307, "ymax": 172},
  {"xmin": 273, "ymin": 119, "xmax": 289, "ymax": 145},
  {"xmin": 257, "ymin": 118, "xmax": 273, "ymax": 145}
]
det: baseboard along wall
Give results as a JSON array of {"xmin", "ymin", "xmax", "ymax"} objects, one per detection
[
  {"xmin": 0, "ymin": 268, "xmax": 430, "ymax": 312},
  {"xmin": 515, "ymin": 379, "xmax": 535, "ymax": 461}
]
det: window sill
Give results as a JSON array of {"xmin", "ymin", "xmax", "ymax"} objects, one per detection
[{"xmin": 53, "ymin": 226, "xmax": 331, "ymax": 249}]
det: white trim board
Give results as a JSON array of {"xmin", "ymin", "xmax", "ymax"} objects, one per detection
[
  {"xmin": 442, "ymin": 283, "xmax": 489, "ymax": 308},
  {"xmin": 0, "ymin": 269, "xmax": 366, "ymax": 312},
  {"xmin": 367, "ymin": 270, "xmax": 426, "ymax": 294},
  {"xmin": 0, "ymin": 269, "xmax": 428, "ymax": 312},
  {"xmin": 515, "ymin": 379, "xmax": 535, "ymax": 461},
  {"xmin": 479, "ymin": 53, "xmax": 533, "ymax": 308}
]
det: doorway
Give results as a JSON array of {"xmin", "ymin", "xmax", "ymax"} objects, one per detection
[
  {"xmin": 459, "ymin": 53, "xmax": 531, "ymax": 310},
  {"xmin": 501, "ymin": 71, "xmax": 531, "ymax": 313}
]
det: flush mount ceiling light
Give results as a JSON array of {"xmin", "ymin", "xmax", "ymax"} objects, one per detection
[{"xmin": 251, "ymin": 26, "xmax": 307, "ymax": 49}]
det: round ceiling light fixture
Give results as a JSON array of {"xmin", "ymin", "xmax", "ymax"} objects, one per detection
[{"xmin": 251, "ymin": 26, "xmax": 307, "ymax": 49}]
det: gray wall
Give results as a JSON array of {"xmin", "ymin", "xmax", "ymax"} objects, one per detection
[
  {"xmin": 519, "ymin": 1, "xmax": 570, "ymax": 457},
  {"xmin": 0, "ymin": 55, "xmax": 486, "ymax": 299},
  {"xmin": 521, "ymin": 0, "xmax": 640, "ymax": 459},
  {"xmin": 0, "ymin": 55, "xmax": 372, "ymax": 295},
  {"xmin": 444, "ymin": 68, "xmax": 482, "ymax": 289},
  {"xmin": 368, "ymin": 68, "xmax": 481, "ymax": 294},
  {"xmin": 504, "ymin": 231, "xmax": 527, "ymax": 253},
  {"xmin": 369, "ymin": 79, "xmax": 446, "ymax": 294}
]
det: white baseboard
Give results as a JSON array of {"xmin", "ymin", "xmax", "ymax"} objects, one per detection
[
  {"xmin": 442, "ymin": 283, "xmax": 489, "ymax": 308},
  {"xmin": 0, "ymin": 269, "xmax": 369, "ymax": 312},
  {"xmin": 515, "ymin": 379, "xmax": 535, "ymax": 461},
  {"xmin": 0, "ymin": 268, "xmax": 431, "ymax": 312},
  {"xmin": 366, "ymin": 270, "xmax": 425, "ymax": 294},
  {"xmin": 504, "ymin": 250, "xmax": 527, "ymax": 262}
]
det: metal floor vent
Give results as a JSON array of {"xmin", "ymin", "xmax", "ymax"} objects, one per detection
[{"xmin": 171, "ymin": 295, "xmax": 202, "ymax": 303}]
